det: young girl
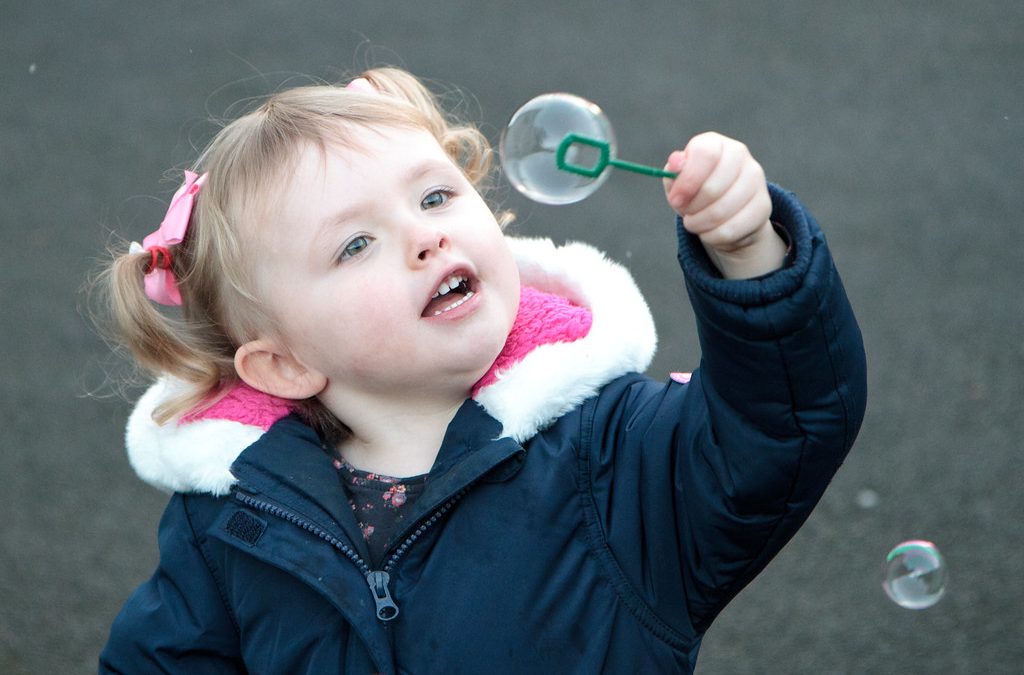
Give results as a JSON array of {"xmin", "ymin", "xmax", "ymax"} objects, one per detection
[{"xmin": 99, "ymin": 67, "xmax": 866, "ymax": 674}]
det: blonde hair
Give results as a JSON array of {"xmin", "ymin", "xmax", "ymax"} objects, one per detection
[{"xmin": 100, "ymin": 67, "xmax": 505, "ymax": 442}]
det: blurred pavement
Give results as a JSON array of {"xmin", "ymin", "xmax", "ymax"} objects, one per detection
[{"xmin": 2, "ymin": 1, "xmax": 1022, "ymax": 672}]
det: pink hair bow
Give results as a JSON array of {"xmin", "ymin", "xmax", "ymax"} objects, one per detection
[
  {"xmin": 345, "ymin": 77, "xmax": 377, "ymax": 94},
  {"xmin": 138, "ymin": 170, "xmax": 207, "ymax": 305}
]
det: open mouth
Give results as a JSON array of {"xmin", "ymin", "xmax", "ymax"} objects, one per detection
[{"xmin": 422, "ymin": 271, "xmax": 476, "ymax": 317}]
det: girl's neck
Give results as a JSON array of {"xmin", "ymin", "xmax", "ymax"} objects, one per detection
[{"xmin": 332, "ymin": 397, "xmax": 464, "ymax": 478}]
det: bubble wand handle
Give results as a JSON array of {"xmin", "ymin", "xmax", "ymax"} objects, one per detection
[
  {"xmin": 608, "ymin": 156, "xmax": 679, "ymax": 179},
  {"xmin": 556, "ymin": 133, "xmax": 678, "ymax": 179}
]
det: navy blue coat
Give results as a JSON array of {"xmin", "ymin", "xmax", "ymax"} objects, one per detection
[{"xmin": 101, "ymin": 186, "xmax": 866, "ymax": 674}]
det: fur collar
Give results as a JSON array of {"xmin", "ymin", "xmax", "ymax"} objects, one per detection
[{"xmin": 125, "ymin": 236, "xmax": 657, "ymax": 495}]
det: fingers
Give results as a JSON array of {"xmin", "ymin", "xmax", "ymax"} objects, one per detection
[
  {"xmin": 663, "ymin": 133, "xmax": 726, "ymax": 213},
  {"xmin": 661, "ymin": 132, "xmax": 782, "ymax": 277},
  {"xmin": 685, "ymin": 158, "xmax": 771, "ymax": 249},
  {"xmin": 663, "ymin": 131, "xmax": 771, "ymax": 245},
  {"xmin": 693, "ymin": 180, "xmax": 773, "ymax": 253},
  {"xmin": 666, "ymin": 133, "xmax": 759, "ymax": 213}
]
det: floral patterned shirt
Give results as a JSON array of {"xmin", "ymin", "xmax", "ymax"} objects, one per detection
[{"xmin": 334, "ymin": 458, "xmax": 428, "ymax": 568}]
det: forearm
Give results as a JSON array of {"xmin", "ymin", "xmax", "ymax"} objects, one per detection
[{"xmin": 678, "ymin": 184, "xmax": 867, "ymax": 489}]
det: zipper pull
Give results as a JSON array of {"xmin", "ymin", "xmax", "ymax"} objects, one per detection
[{"xmin": 366, "ymin": 570, "xmax": 399, "ymax": 622}]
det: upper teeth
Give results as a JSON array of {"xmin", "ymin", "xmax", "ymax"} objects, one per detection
[{"xmin": 433, "ymin": 275, "xmax": 467, "ymax": 298}]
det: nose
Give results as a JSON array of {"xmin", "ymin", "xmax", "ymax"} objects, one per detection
[{"xmin": 409, "ymin": 224, "xmax": 449, "ymax": 264}]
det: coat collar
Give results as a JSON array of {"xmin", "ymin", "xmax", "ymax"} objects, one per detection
[{"xmin": 125, "ymin": 236, "xmax": 657, "ymax": 496}]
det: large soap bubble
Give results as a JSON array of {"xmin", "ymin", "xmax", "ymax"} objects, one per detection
[{"xmin": 499, "ymin": 93, "xmax": 617, "ymax": 205}]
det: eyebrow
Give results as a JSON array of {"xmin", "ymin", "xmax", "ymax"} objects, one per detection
[{"xmin": 403, "ymin": 157, "xmax": 455, "ymax": 186}]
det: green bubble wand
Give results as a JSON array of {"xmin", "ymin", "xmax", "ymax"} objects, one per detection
[{"xmin": 555, "ymin": 133, "xmax": 679, "ymax": 180}]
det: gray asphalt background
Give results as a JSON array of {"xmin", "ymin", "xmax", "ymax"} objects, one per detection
[{"xmin": 2, "ymin": 1, "xmax": 1022, "ymax": 672}]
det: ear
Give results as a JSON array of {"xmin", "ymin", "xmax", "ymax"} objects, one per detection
[{"xmin": 234, "ymin": 339, "xmax": 327, "ymax": 400}]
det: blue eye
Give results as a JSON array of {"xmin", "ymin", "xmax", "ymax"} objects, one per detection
[
  {"xmin": 421, "ymin": 188, "xmax": 453, "ymax": 210},
  {"xmin": 340, "ymin": 235, "xmax": 371, "ymax": 261}
]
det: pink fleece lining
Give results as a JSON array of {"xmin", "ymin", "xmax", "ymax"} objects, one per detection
[
  {"xmin": 181, "ymin": 381, "xmax": 294, "ymax": 431},
  {"xmin": 471, "ymin": 286, "xmax": 592, "ymax": 396},
  {"xmin": 182, "ymin": 286, "xmax": 592, "ymax": 427}
]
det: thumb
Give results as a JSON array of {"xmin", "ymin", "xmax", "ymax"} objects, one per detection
[{"xmin": 662, "ymin": 150, "xmax": 687, "ymax": 198}]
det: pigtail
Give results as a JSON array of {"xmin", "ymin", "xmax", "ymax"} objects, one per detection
[{"xmin": 101, "ymin": 242, "xmax": 226, "ymax": 423}]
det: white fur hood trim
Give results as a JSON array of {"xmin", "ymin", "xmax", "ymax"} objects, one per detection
[
  {"xmin": 478, "ymin": 237, "xmax": 657, "ymax": 441},
  {"xmin": 125, "ymin": 236, "xmax": 657, "ymax": 495},
  {"xmin": 126, "ymin": 379, "xmax": 266, "ymax": 496}
]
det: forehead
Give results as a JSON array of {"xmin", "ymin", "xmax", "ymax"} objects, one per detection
[
  {"xmin": 256, "ymin": 126, "xmax": 458, "ymax": 245},
  {"xmin": 293, "ymin": 125, "xmax": 454, "ymax": 189}
]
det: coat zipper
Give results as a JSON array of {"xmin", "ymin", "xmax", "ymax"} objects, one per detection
[{"xmin": 235, "ymin": 488, "xmax": 469, "ymax": 623}]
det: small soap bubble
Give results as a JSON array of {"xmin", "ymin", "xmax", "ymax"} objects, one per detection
[
  {"xmin": 856, "ymin": 488, "xmax": 879, "ymax": 509},
  {"xmin": 882, "ymin": 540, "xmax": 947, "ymax": 609},
  {"xmin": 500, "ymin": 93, "xmax": 616, "ymax": 205}
]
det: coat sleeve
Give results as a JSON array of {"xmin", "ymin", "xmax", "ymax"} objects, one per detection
[
  {"xmin": 582, "ymin": 184, "xmax": 867, "ymax": 638},
  {"xmin": 99, "ymin": 494, "xmax": 244, "ymax": 674}
]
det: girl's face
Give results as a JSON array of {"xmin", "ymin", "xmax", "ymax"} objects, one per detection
[{"xmin": 254, "ymin": 126, "xmax": 520, "ymax": 409}]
